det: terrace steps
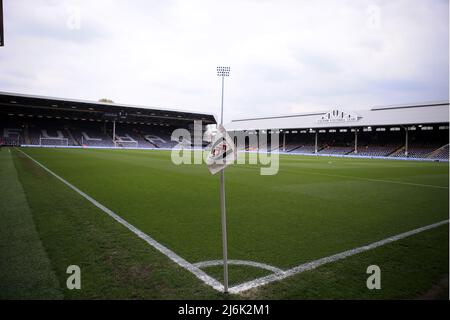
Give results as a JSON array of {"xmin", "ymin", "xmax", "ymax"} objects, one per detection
[
  {"xmin": 65, "ymin": 128, "xmax": 79, "ymax": 146},
  {"xmin": 427, "ymin": 144, "xmax": 449, "ymax": 159},
  {"xmin": 388, "ymin": 146, "xmax": 405, "ymax": 157}
]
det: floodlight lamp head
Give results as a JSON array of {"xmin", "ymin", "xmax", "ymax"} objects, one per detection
[{"xmin": 217, "ymin": 66, "xmax": 230, "ymax": 77}]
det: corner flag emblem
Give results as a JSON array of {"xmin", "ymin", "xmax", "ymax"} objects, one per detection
[{"xmin": 206, "ymin": 125, "xmax": 237, "ymax": 175}]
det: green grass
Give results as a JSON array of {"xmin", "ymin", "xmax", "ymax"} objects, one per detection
[
  {"xmin": 242, "ymin": 224, "xmax": 449, "ymax": 299},
  {"xmin": 0, "ymin": 148, "xmax": 61, "ymax": 299},
  {"xmin": 1, "ymin": 147, "xmax": 448, "ymax": 299}
]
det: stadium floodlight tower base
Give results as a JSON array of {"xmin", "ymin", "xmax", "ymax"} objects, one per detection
[{"xmin": 217, "ymin": 66, "xmax": 230, "ymax": 293}]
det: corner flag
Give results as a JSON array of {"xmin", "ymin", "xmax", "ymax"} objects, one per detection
[{"xmin": 206, "ymin": 125, "xmax": 236, "ymax": 175}]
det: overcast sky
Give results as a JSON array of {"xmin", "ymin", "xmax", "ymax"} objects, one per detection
[{"xmin": 0, "ymin": 0, "xmax": 448, "ymax": 123}]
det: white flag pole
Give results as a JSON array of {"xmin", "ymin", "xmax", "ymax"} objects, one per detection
[{"xmin": 217, "ymin": 66, "xmax": 230, "ymax": 293}]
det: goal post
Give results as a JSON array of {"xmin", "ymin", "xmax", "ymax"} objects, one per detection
[
  {"xmin": 3, "ymin": 134, "xmax": 21, "ymax": 146},
  {"xmin": 114, "ymin": 140, "xmax": 139, "ymax": 148},
  {"xmin": 12, "ymin": 134, "xmax": 20, "ymax": 146},
  {"xmin": 40, "ymin": 137, "xmax": 69, "ymax": 146}
]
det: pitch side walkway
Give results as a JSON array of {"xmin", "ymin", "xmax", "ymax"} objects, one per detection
[{"xmin": 0, "ymin": 147, "xmax": 62, "ymax": 299}]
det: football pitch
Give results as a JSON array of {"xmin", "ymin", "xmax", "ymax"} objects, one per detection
[{"xmin": 1, "ymin": 147, "xmax": 448, "ymax": 299}]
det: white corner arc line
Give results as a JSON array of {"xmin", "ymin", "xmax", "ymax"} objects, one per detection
[
  {"xmin": 194, "ymin": 259, "xmax": 285, "ymax": 274},
  {"xmin": 228, "ymin": 219, "xmax": 449, "ymax": 294},
  {"xmin": 15, "ymin": 148, "xmax": 224, "ymax": 292}
]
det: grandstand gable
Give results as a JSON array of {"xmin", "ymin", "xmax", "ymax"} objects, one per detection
[{"xmin": 226, "ymin": 102, "xmax": 449, "ymax": 131}]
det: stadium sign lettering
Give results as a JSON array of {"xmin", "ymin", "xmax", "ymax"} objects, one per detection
[{"xmin": 317, "ymin": 109, "xmax": 359, "ymax": 123}]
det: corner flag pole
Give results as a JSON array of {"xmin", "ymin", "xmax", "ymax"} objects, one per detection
[{"xmin": 217, "ymin": 66, "xmax": 230, "ymax": 293}]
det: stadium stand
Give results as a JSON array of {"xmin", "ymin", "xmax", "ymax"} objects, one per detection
[
  {"xmin": 1, "ymin": 92, "xmax": 448, "ymax": 161},
  {"xmin": 318, "ymin": 146, "xmax": 354, "ymax": 155},
  {"xmin": 352, "ymin": 145, "xmax": 400, "ymax": 157},
  {"xmin": 0, "ymin": 91, "xmax": 215, "ymax": 150},
  {"xmin": 76, "ymin": 125, "xmax": 115, "ymax": 147},
  {"xmin": 140, "ymin": 128, "xmax": 179, "ymax": 148},
  {"xmin": 227, "ymin": 103, "xmax": 449, "ymax": 161},
  {"xmin": 288, "ymin": 144, "xmax": 316, "ymax": 154},
  {"xmin": 1, "ymin": 119, "xmax": 191, "ymax": 149},
  {"xmin": 272, "ymin": 127, "xmax": 449, "ymax": 160},
  {"xmin": 0, "ymin": 121, "xmax": 23, "ymax": 146},
  {"xmin": 428, "ymin": 144, "xmax": 449, "ymax": 160}
]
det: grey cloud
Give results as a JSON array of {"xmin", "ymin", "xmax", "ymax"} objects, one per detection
[
  {"xmin": 0, "ymin": 0, "xmax": 448, "ymax": 124},
  {"xmin": 7, "ymin": 1, "xmax": 108, "ymax": 44}
]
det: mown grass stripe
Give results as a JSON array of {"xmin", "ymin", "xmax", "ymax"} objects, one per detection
[
  {"xmin": 0, "ymin": 148, "xmax": 62, "ymax": 299},
  {"xmin": 15, "ymin": 147, "xmax": 224, "ymax": 292}
]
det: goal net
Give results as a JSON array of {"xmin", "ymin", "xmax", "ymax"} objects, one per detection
[
  {"xmin": 40, "ymin": 137, "xmax": 69, "ymax": 146},
  {"xmin": 3, "ymin": 135, "xmax": 21, "ymax": 146},
  {"xmin": 114, "ymin": 140, "xmax": 139, "ymax": 148}
]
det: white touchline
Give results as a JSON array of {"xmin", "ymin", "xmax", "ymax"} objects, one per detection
[
  {"xmin": 235, "ymin": 163, "xmax": 448, "ymax": 189},
  {"xmin": 325, "ymin": 174, "xmax": 449, "ymax": 189},
  {"xmin": 15, "ymin": 148, "xmax": 449, "ymax": 295},
  {"xmin": 284, "ymin": 168, "xmax": 449, "ymax": 190},
  {"xmin": 15, "ymin": 148, "xmax": 224, "ymax": 292},
  {"xmin": 228, "ymin": 219, "xmax": 449, "ymax": 294}
]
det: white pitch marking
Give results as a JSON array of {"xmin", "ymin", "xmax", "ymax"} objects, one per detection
[
  {"xmin": 194, "ymin": 259, "xmax": 285, "ymax": 274},
  {"xmin": 284, "ymin": 168, "xmax": 449, "ymax": 190},
  {"xmin": 236, "ymin": 162, "xmax": 448, "ymax": 190},
  {"xmin": 228, "ymin": 219, "xmax": 449, "ymax": 294},
  {"xmin": 333, "ymin": 174, "xmax": 449, "ymax": 190},
  {"xmin": 15, "ymin": 148, "xmax": 224, "ymax": 292},
  {"xmin": 14, "ymin": 148, "xmax": 450, "ymax": 294}
]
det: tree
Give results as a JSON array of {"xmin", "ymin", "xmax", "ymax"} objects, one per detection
[{"xmin": 98, "ymin": 98, "xmax": 114, "ymax": 103}]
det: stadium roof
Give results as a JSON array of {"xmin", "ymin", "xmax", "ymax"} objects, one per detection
[
  {"xmin": 225, "ymin": 102, "xmax": 449, "ymax": 131},
  {"xmin": 0, "ymin": 91, "xmax": 216, "ymax": 126}
]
